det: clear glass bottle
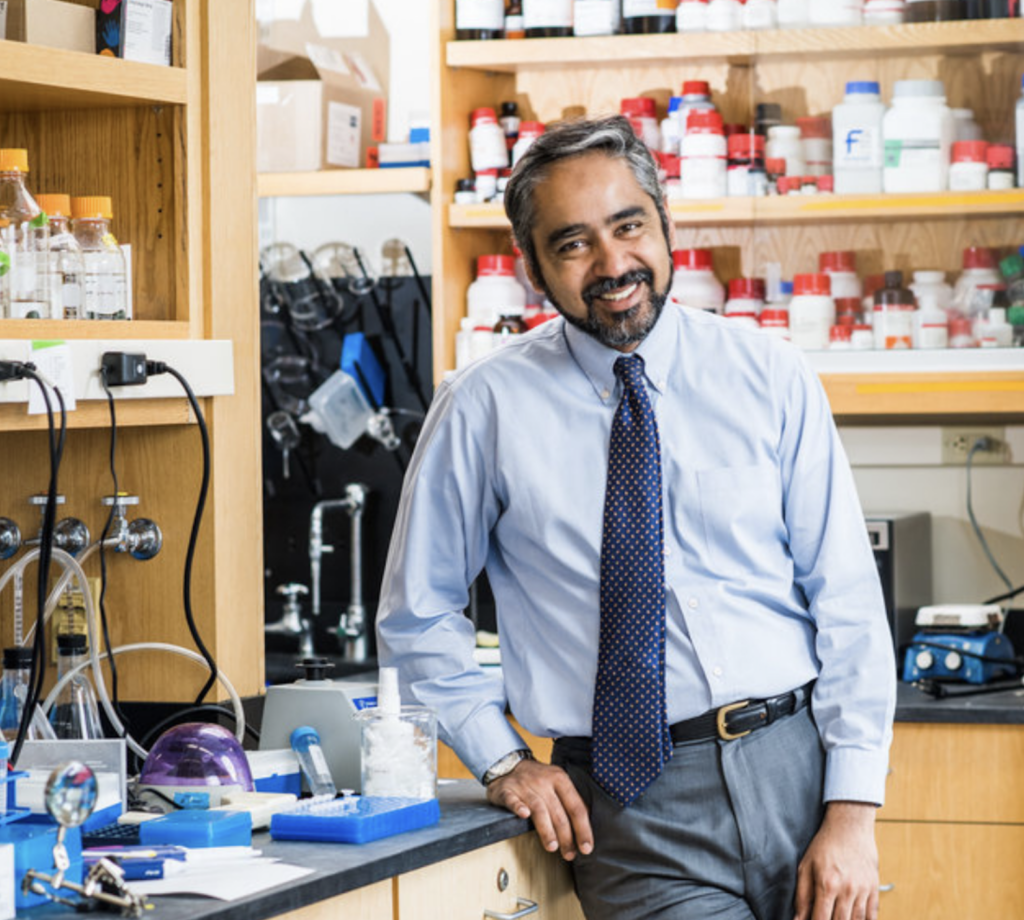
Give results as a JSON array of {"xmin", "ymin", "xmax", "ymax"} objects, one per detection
[
  {"xmin": 35, "ymin": 194, "xmax": 85, "ymax": 320},
  {"xmin": 50, "ymin": 633, "xmax": 104, "ymax": 740},
  {"xmin": 0, "ymin": 647, "xmax": 33, "ymax": 742},
  {"xmin": 290, "ymin": 725, "xmax": 337, "ymax": 798},
  {"xmin": 0, "ymin": 149, "xmax": 50, "ymax": 319},
  {"xmin": 71, "ymin": 196, "xmax": 127, "ymax": 321}
]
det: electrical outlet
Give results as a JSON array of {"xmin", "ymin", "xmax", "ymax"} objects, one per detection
[{"xmin": 941, "ymin": 426, "xmax": 1007, "ymax": 465}]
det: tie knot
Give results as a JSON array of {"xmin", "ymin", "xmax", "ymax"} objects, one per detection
[{"xmin": 614, "ymin": 355, "xmax": 646, "ymax": 392}]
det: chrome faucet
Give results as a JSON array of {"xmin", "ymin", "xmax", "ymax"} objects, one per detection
[
  {"xmin": 308, "ymin": 483, "xmax": 370, "ymax": 662},
  {"xmin": 266, "ymin": 583, "xmax": 314, "ymax": 659}
]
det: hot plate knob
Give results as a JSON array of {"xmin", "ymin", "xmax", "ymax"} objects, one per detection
[
  {"xmin": 914, "ymin": 650, "xmax": 934, "ymax": 671},
  {"xmin": 944, "ymin": 650, "xmax": 963, "ymax": 672}
]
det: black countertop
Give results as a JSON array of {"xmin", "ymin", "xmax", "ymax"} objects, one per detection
[
  {"xmin": 895, "ymin": 678, "xmax": 1024, "ymax": 725},
  {"xmin": 27, "ymin": 782, "xmax": 527, "ymax": 920}
]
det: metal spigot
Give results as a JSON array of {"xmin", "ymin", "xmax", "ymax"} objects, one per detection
[
  {"xmin": 267, "ymin": 583, "xmax": 314, "ymax": 659},
  {"xmin": 0, "ymin": 518, "xmax": 21, "ymax": 560},
  {"xmin": 101, "ymin": 495, "xmax": 162, "ymax": 560},
  {"xmin": 26, "ymin": 494, "xmax": 90, "ymax": 556}
]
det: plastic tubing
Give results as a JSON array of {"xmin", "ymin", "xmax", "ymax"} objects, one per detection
[{"xmin": 1, "ymin": 546, "xmax": 246, "ymax": 760}]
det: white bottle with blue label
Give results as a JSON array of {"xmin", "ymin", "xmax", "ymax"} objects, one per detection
[{"xmin": 832, "ymin": 80, "xmax": 885, "ymax": 195}]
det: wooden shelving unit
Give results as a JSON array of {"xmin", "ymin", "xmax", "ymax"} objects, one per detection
[
  {"xmin": 0, "ymin": 2, "xmax": 264, "ymax": 703},
  {"xmin": 431, "ymin": 4, "xmax": 1024, "ymax": 420},
  {"xmin": 258, "ymin": 166, "xmax": 432, "ymax": 198}
]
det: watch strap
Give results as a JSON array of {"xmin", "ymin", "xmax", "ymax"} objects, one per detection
[{"xmin": 482, "ymin": 749, "xmax": 534, "ymax": 785}]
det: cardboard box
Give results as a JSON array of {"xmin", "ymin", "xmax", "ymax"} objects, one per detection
[
  {"xmin": 3, "ymin": 0, "xmax": 95, "ymax": 53},
  {"xmin": 96, "ymin": 0, "xmax": 172, "ymax": 65},
  {"xmin": 256, "ymin": 1, "xmax": 388, "ymax": 172}
]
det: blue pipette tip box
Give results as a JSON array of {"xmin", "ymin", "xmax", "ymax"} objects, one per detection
[
  {"xmin": 139, "ymin": 809, "xmax": 252, "ymax": 848},
  {"xmin": 270, "ymin": 796, "xmax": 440, "ymax": 845}
]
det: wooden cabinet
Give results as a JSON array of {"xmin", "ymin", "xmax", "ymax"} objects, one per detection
[
  {"xmin": 877, "ymin": 722, "xmax": 1024, "ymax": 919},
  {"xmin": 0, "ymin": 0, "xmax": 263, "ymax": 701},
  {"xmin": 275, "ymin": 879, "xmax": 393, "ymax": 920},
  {"xmin": 430, "ymin": 11, "xmax": 1024, "ymax": 419},
  {"xmin": 397, "ymin": 834, "xmax": 584, "ymax": 920}
]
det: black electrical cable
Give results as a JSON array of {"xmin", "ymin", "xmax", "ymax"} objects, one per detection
[
  {"xmin": 966, "ymin": 441, "xmax": 1014, "ymax": 594},
  {"xmin": 12, "ymin": 369, "xmax": 65, "ymax": 767},
  {"xmin": 98, "ymin": 370, "xmax": 130, "ymax": 735},
  {"xmin": 403, "ymin": 244, "xmax": 432, "ymax": 317},
  {"xmin": 144, "ymin": 361, "xmax": 218, "ymax": 705},
  {"xmin": 984, "ymin": 583, "xmax": 1024, "ymax": 606}
]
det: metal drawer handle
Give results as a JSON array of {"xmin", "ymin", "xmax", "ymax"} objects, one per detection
[
  {"xmin": 879, "ymin": 884, "xmax": 895, "ymax": 893},
  {"xmin": 484, "ymin": 897, "xmax": 539, "ymax": 919}
]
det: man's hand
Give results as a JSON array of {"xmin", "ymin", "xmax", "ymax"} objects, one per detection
[
  {"xmin": 793, "ymin": 801, "xmax": 879, "ymax": 920},
  {"xmin": 486, "ymin": 758, "xmax": 594, "ymax": 862}
]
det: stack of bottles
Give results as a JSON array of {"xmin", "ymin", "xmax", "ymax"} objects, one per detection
[
  {"xmin": 455, "ymin": 0, "xmax": 1024, "ymax": 41},
  {"xmin": 667, "ymin": 245, "xmax": 1024, "ymax": 351},
  {"xmin": 454, "ymin": 74, "xmax": 1024, "ymax": 203},
  {"xmin": 0, "ymin": 148, "xmax": 129, "ymax": 321}
]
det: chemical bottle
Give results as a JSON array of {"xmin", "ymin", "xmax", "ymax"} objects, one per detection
[
  {"xmin": 675, "ymin": 81, "xmax": 716, "ymax": 141},
  {"xmin": 724, "ymin": 278, "xmax": 766, "ymax": 319},
  {"xmin": 986, "ymin": 145, "xmax": 1015, "ymax": 190},
  {"xmin": 50, "ymin": 634, "xmax": 104, "ymax": 740},
  {"xmin": 904, "ymin": 0, "xmax": 966, "ymax": 19},
  {"xmin": 468, "ymin": 255, "xmax": 527, "ymax": 328},
  {"xmin": 808, "ymin": 0, "xmax": 863, "ymax": 24},
  {"xmin": 766, "ymin": 125, "xmax": 806, "ymax": 180},
  {"xmin": 456, "ymin": 0, "xmax": 505, "ymax": 38},
  {"xmin": 681, "ymin": 110, "xmax": 727, "ymax": 199},
  {"xmin": 832, "ymin": 81, "xmax": 885, "ymax": 194},
  {"xmin": 623, "ymin": 0, "xmax": 678, "ymax": 33},
  {"xmin": 909, "ymin": 270, "xmax": 953, "ymax": 314},
  {"xmin": 913, "ymin": 292, "xmax": 949, "ymax": 349},
  {"xmin": 872, "ymin": 270, "xmax": 915, "ymax": 350},
  {"xmin": 493, "ymin": 305, "xmax": 528, "ymax": 343},
  {"xmin": 706, "ymin": 0, "xmax": 743, "ymax": 29},
  {"xmin": 669, "ymin": 248, "xmax": 725, "ymax": 312},
  {"xmin": 777, "ymin": 0, "xmax": 811, "ymax": 26},
  {"xmin": 0, "ymin": 149, "xmax": 50, "ymax": 319},
  {"xmin": 863, "ymin": 0, "xmax": 906, "ymax": 22},
  {"xmin": 948, "ymin": 141, "xmax": 989, "ymax": 191},
  {"xmin": 505, "ymin": 2, "xmax": 526, "ymax": 36},
  {"xmin": 819, "ymin": 250, "xmax": 861, "ymax": 300},
  {"xmin": 290, "ymin": 726, "xmax": 337, "ymax": 798},
  {"xmin": 469, "ymin": 108, "xmax": 510, "ymax": 173},
  {"xmin": 574, "ymin": 0, "xmax": 622, "ymax": 34},
  {"xmin": 952, "ymin": 246, "xmax": 1001, "ymax": 316},
  {"xmin": 1016, "ymin": 75, "xmax": 1024, "ymax": 188},
  {"xmin": 882, "ymin": 80, "xmax": 954, "ymax": 193},
  {"xmin": 0, "ymin": 647, "xmax": 32, "ymax": 742},
  {"xmin": 621, "ymin": 98, "xmax": 661, "ymax": 153},
  {"xmin": 499, "ymin": 101, "xmax": 521, "ymax": 160},
  {"xmin": 71, "ymin": 196, "xmax": 128, "ymax": 321},
  {"xmin": 511, "ymin": 121, "xmax": 545, "ymax": 167},
  {"xmin": 789, "ymin": 273, "xmax": 835, "ymax": 351},
  {"xmin": 755, "ymin": 103, "xmax": 783, "ymax": 138},
  {"xmin": 743, "ymin": 0, "xmax": 779, "ymax": 28},
  {"xmin": 999, "ymin": 253, "xmax": 1024, "ymax": 306},
  {"xmin": 523, "ymin": 0, "xmax": 574, "ymax": 36},
  {"xmin": 798, "ymin": 116, "xmax": 832, "ymax": 177},
  {"xmin": 726, "ymin": 134, "xmax": 766, "ymax": 197},
  {"xmin": 35, "ymin": 194, "xmax": 84, "ymax": 321},
  {"xmin": 676, "ymin": 0, "xmax": 710, "ymax": 29},
  {"xmin": 759, "ymin": 308, "xmax": 790, "ymax": 340},
  {"xmin": 950, "ymin": 108, "xmax": 983, "ymax": 142}
]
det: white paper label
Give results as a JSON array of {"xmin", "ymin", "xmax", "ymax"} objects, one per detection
[
  {"xmin": 327, "ymin": 101, "xmax": 361, "ymax": 168},
  {"xmin": 345, "ymin": 52, "xmax": 382, "ymax": 93},
  {"xmin": 306, "ymin": 43, "xmax": 351, "ymax": 77},
  {"xmin": 574, "ymin": 0, "xmax": 622, "ymax": 33},
  {"xmin": 28, "ymin": 343, "xmax": 76, "ymax": 415},
  {"xmin": 835, "ymin": 125, "xmax": 882, "ymax": 169},
  {"xmin": 623, "ymin": 0, "xmax": 678, "ymax": 16},
  {"xmin": 122, "ymin": 0, "xmax": 173, "ymax": 66},
  {"xmin": 456, "ymin": 0, "xmax": 505, "ymax": 30},
  {"xmin": 523, "ymin": 0, "xmax": 574, "ymax": 29}
]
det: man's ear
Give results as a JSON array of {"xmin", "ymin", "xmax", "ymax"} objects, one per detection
[
  {"xmin": 663, "ymin": 197, "xmax": 677, "ymax": 251},
  {"xmin": 515, "ymin": 240, "xmax": 546, "ymax": 295}
]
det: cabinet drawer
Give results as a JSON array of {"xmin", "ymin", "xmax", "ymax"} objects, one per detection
[
  {"xmin": 881, "ymin": 722, "xmax": 1024, "ymax": 823},
  {"xmin": 397, "ymin": 834, "xmax": 584, "ymax": 920},
  {"xmin": 877, "ymin": 821, "xmax": 1024, "ymax": 920},
  {"xmin": 275, "ymin": 879, "xmax": 392, "ymax": 920}
]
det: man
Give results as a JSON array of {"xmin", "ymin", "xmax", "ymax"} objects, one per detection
[{"xmin": 377, "ymin": 115, "xmax": 895, "ymax": 920}]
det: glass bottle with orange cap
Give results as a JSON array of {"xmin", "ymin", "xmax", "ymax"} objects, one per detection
[
  {"xmin": 35, "ymin": 194, "xmax": 85, "ymax": 321},
  {"xmin": 71, "ymin": 196, "xmax": 127, "ymax": 321},
  {"xmin": 0, "ymin": 148, "xmax": 50, "ymax": 319}
]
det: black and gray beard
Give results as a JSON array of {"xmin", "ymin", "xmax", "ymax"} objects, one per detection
[{"xmin": 545, "ymin": 268, "xmax": 670, "ymax": 349}]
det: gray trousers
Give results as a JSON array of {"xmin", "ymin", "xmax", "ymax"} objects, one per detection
[{"xmin": 552, "ymin": 706, "xmax": 825, "ymax": 920}]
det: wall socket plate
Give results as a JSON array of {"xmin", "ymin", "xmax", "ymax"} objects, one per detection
[{"xmin": 941, "ymin": 426, "xmax": 1007, "ymax": 465}]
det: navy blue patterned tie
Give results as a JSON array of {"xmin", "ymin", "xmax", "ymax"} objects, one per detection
[{"xmin": 592, "ymin": 354, "xmax": 672, "ymax": 807}]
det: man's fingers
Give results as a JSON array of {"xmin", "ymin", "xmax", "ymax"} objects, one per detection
[{"xmin": 792, "ymin": 863, "xmax": 813, "ymax": 920}]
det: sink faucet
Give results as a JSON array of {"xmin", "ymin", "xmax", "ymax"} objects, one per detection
[
  {"xmin": 266, "ymin": 583, "xmax": 314, "ymax": 659},
  {"xmin": 309, "ymin": 483, "xmax": 370, "ymax": 662}
]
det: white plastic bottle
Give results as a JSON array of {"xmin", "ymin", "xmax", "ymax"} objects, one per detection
[
  {"xmin": 1015, "ymin": 75, "xmax": 1024, "ymax": 188},
  {"xmin": 706, "ymin": 0, "xmax": 743, "ymax": 30},
  {"xmin": 809, "ymin": 0, "xmax": 863, "ymax": 24},
  {"xmin": 819, "ymin": 250, "xmax": 861, "ymax": 300},
  {"xmin": 777, "ymin": 0, "xmax": 810, "ymax": 26},
  {"xmin": 35, "ymin": 194, "xmax": 84, "ymax": 321},
  {"xmin": 789, "ymin": 272, "xmax": 835, "ymax": 350},
  {"xmin": 511, "ymin": 121, "xmax": 545, "ymax": 167},
  {"xmin": 0, "ymin": 148, "xmax": 50, "ymax": 319},
  {"xmin": 951, "ymin": 247, "xmax": 1001, "ymax": 317},
  {"xmin": 743, "ymin": 0, "xmax": 779, "ymax": 28},
  {"xmin": 680, "ymin": 110, "xmax": 727, "ymax": 199},
  {"xmin": 766, "ymin": 125, "xmax": 806, "ymax": 179},
  {"xmin": 909, "ymin": 270, "xmax": 953, "ymax": 314},
  {"xmin": 948, "ymin": 141, "xmax": 989, "ymax": 191},
  {"xmin": 676, "ymin": 0, "xmax": 710, "ymax": 29},
  {"xmin": 675, "ymin": 81, "xmax": 716, "ymax": 141},
  {"xmin": 863, "ymin": 0, "xmax": 905, "ymax": 22},
  {"xmin": 832, "ymin": 81, "xmax": 885, "ymax": 195},
  {"xmin": 621, "ymin": 97, "xmax": 661, "ymax": 153},
  {"xmin": 469, "ymin": 108, "xmax": 510, "ymax": 173},
  {"xmin": 661, "ymin": 98, "xmax": 684, "ymax": 156},
  {"xmin": 913, "ymin": 293, "xmax": 949, "ymax": 349},
  {"xmin": 467, "ymin": 254, "xmax": 527, "ymax": 329},
  {"xmin": 574, "ymin": 0, "xmax": 622, "ymax": 34},
  {"xmin": 669, "ymin": 248, "xmax": 725, "ymax": 313},
  {"xmin": 882, "ymin": 80, "xmax": 954, "ymax": 194},
  {"xmin": 72, "ymin": 196, "xmax": 127, "ymax": 321}
]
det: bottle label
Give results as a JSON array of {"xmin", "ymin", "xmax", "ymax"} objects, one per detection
[
  {"xmin": 456, "ymin": 0, "xmax": 505, "ymax": 30},
  {"xmin": 624, "ymin": 0, "xmax": 678, "ymax": 14},
  {"xmin": 574, "ymin": 0, "xmax": 622, "ymax": 33},
  {"xmin": 836, "ymin": 125, "xmax": 882, "ymax": 169},
  {"xmin": 884, "ymin": 139, "xmax": 941, "ymax": 170},
  {"xmin": 61, "ymin": 278, "xmax": 83, "ymax": 319},
  {"xmin": 523, "ymin": 0, "xmax": 573, "ymax": 27}
]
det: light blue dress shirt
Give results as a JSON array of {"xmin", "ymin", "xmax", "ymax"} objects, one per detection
[{"xmin": 377, "ymin": 302, "xmax": 896, "ymax": 805}]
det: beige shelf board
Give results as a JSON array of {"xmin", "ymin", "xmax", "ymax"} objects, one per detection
[
  {"xmin": 446, "ymin": 19, "xmax": 1024, "ymax": 72},
  {"xmin": 0, "ymin": 320, "xmax": 192, "ymax": 340},
  {"xmin": 257, "ymin": 167, "xmax": 432, "ymax": 198},
  {"xmin": 0, "ymin": 41, "xmax": 188, "ymax": 111}
]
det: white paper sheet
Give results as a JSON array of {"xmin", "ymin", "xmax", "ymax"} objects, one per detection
[{"xmin": 129, "ymin": 859, "xmax": 314, "ymax": 901}]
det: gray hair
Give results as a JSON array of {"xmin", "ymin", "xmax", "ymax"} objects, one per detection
[{"xmin": 504, "ymin": 114, "xmax": 670, "ymax": 283}]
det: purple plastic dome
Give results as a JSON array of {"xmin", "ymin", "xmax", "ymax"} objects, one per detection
[{"xmin": 139, "ymin": 722, "xmax": 254, "ymax": 790}]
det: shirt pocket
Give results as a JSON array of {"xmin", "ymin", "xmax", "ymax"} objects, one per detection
[{"xmin": 695, "ymin": 463, "xmax": 786, "ymax": 579}]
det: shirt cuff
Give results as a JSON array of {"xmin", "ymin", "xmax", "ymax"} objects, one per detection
[
  {"xmin": 823, "ymin": 746, "xmax": 890, "ymax": 807},
  {"xmin": 453, "ymin": 705, "xmax": 531, "ymax": 782}
]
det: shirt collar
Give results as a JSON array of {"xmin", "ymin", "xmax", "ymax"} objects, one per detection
[{"xmin": 564, "ymin": 301, "xmax": 677, "ymax": 403}]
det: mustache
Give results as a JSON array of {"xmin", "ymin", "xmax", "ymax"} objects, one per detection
[{"xmin": 582, "ymin": 269, "xmax": 654, "ymax": 307}]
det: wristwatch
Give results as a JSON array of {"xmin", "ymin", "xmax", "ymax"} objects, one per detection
[{"xmin": 482, "ymin": 749, "xmax": 534, "ymax": 786}]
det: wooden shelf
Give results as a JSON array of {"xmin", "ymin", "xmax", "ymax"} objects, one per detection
[
  {"xmin": 257, "ymin": 167, "xmax": 432, "ymax": 198},
  {"xmin": 0, "ymin": 320, "xmax": 192, "ymax": 340},
  {"xmin": 450, "ymin": 190, "xmax": 1024, "ymax": 229},
  {"xmin": 447, "ymin": 19, "xmax": 1024, "ymax": 71},
  {"xmin": 0, "ymin": 40, "xmax": 188, "ymax": 111}
]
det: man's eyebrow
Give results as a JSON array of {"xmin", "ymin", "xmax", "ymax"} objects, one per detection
[{"xmin": 544, "ymin": 207, "xmax": 649, "ymax": 249}]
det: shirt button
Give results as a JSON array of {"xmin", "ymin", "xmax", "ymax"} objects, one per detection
[
  {"xmin": 664, "ymin": 547, "xmax": 672, "ymax": 557},
  {"xmin": 713, "ymin": 666, "xmax": 723, "ymax": 677},
  {"xmin": 657, "ymin": 379, "xmax": 666, "ymax": 389},
  {"xmin": 601, "ymin": 388, "xmax": 610, "ymax": 400},
  {"xmin": 687, "ymin": 597, "xmax": 698, "ymax": 609}
]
